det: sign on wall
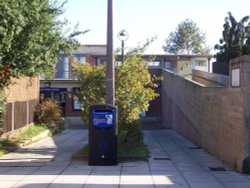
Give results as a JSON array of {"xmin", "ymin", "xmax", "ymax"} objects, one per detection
[{"xmin": 231, "ymin": 68, "xmax": 240, "ymax": 87}]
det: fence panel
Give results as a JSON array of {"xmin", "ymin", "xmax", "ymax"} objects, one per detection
[
  {"xmin": 29, "ymin": 99, "xmax": 39, "ymax": 123},
  {"xmin": 1, "ymin": 99, "xmax": 39, "ymax": 135},
  {"xmin": 14, "ymin": 101, "xmax": 27, "ymax": 130},
  {"xmin": 2, "ymin": 103, "xmax": 13, "ymax": 134}
]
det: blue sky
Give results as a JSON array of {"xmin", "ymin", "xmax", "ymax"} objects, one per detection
[{"xmin": 58, "ymin": 0, "xmax": 250, "ymax": 54}]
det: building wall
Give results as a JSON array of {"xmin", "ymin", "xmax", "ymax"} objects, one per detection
[
  {"xmin": 175, "ymin": 60, "xmax": 192, "ymax": 76},
  {"xmin": 147, "ymin": 68, "xmax": 162, "ymax": 117},
  {"xmin": 192, "ymin": 69, "xmax": 229, "ymax": 86},
  {"xmin": 161, "ymin": 55, "xmax": 250, "ymax": 172},
  {"xmin": 40, "ymin": 80, "xmax": 82, "ymax": 125},
  {"xmin": 213, "ymin": 61, "xmax": 229, "ymax": 75}
]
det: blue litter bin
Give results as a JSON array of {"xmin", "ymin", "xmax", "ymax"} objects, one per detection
[{"xmin": 88, "ymin": 104, "xmax": 118, "ymax": 165}]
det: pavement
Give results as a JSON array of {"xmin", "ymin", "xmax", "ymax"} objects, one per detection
[{"xmin": 0, "ymin": 128, "xmax": 250, "ymax": 188}]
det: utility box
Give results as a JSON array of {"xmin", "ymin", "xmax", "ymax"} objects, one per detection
[{"xmin": 88, "ymin": 104, "xmax": 118, "ymax": 166}]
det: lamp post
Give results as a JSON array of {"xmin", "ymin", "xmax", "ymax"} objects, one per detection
[
  {"xmin": 117, "ymin": 30, "xmax": 129, "ymax": 63},
  {"xmin": 106, "ymin": 0, "xmax": 115, "ymax": 105}
]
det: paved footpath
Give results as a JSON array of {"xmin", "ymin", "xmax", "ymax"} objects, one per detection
[{"xmin": 0, "ymin": 129, "xmax": 250, "ymax": 188}]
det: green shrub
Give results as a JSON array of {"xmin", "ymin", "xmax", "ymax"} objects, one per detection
[
  {"xmin": 72, "ymin": 63, "xmax": 106, "ymax": 123},
  {"xmin": 0, "ymin": 90, "xmax": 7, "ymax": 114},
  {"xmin": 0, "ymin": 91, "xmax": 7, "ymax": 134},
  {"xmin": 0, "ymin": 138, "xmax": 18, "ymax": 156},
  {"xmin": 73, "ymin": 40, "xmax": 160, "ymax": 145},
  {"xmin": 36, "ymin": 99, "xmax": 62, "ymax": 128},
  {"xmin": 118, "ymin": 119, "xmax": 143, "ymax": 145}
]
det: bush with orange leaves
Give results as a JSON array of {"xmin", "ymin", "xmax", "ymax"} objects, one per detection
[
  {"xmin": 0, "ymin": 64, "xmax": 11, "ymax": 89},
  {"xmin": 35, "ymin": 99, "xmax": 62, "ymax": 128}
]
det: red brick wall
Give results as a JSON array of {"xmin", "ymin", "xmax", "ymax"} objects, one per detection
[
  {"xmin": 86, "ymin": 54, "xmax": 96, "ymax": 66},
  {"xmin": 65, "ymin": 96, "xmax": 82, "ymax": 117}
]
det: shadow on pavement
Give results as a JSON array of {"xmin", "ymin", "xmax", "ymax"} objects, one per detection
[{"xmin": 1, "ymin": 123, "xmax": 250, "ymax": 188}]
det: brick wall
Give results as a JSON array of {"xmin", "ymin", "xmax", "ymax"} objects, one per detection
[
  {"xmin": 147, "ymin": 68, "xmax": 162, "ymax": 117},
  {"xmin": 86, "ymin": 54, "xmax": 96, "ymax": 66},
  {"xmin": 161, "ymin": 55, "xmax": 250, "ymax": 172},
  {"xmin": 65, "ymin": 96, "xmax": 82, "ymax": 117}
]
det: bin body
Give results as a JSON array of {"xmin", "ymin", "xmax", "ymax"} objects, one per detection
[{"xmin": 88, "ymin": 104, "xmax": 117, "ymax": 165}]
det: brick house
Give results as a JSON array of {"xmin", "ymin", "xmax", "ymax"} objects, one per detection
[
  {"xmin": 40, "ymin": 45, "xmax": 107, "ymax": 126},
  {"xmin": 40, "ymin": 44, "xmax": 212, "ymax": 126}
]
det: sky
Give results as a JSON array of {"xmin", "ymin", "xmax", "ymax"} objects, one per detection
[{"xmin": 58, "ymin": 0, "xmax": 250, "ymax": 54}]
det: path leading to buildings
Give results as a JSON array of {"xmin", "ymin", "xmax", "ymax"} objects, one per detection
[{"xmin": 0, "ymin": 128, "xmax": 250, "ymax": 188}]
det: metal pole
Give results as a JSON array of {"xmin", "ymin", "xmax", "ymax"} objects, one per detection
[
  {"xmin": 106, "ymin": 0, "xmax": 115, "ymax": 105},
  {"xmin": 121, "ymin": 40, "xmax": 124, "ymax": 63},
  {"xmin": 117, "ymin": 30, "xmax": 128, "ymax": 63}
]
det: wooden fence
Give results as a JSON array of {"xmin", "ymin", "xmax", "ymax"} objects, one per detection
[{"xmin": 0, "ymin": 99, "xmax": 38, "ymax": 135}]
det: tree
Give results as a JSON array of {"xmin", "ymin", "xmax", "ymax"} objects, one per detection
[
  {"xmin": 215, "ymin": 12, "xmax": 250, "ymax": 63},
  {"xmin": 115, "ymin": 50, "xmax": 158, "ymax": 127},
  {"xmin": 163, "ymin": 19, "xmax": 211, "ymax": 55},
  {"xmin": 73, "ymin": 42, "xmax": 160, "ymax": 143},
  {"xmin": 72, "ymin": 63, "xmax": 106, "ymax": 123},
  {"xmin": 0, "ymin": 0, "xmax": 85, "ymax": 89}
]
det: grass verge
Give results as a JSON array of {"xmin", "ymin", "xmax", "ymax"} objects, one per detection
[
  {"xmin": 73, "ymin": 141, "xmax": 149, "ymax": 161},
  {"xmin": 118, "ymin": 142, "xmax": 149, "ymax": 160},
  {"xmin": 0, "ymin": 123, "xmax": 60, "ymax": 156},
  {"xmin": 13, "ymin": 124, "xmax": 50, "ymax": 142},
  {"xmin": 0, "ymin": 138, "xmax": 18, "ymax": 156}
]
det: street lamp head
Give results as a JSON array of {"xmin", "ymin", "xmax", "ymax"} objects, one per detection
[{"xmin": 117, "ymin": 30, "xmax": 129, "ymax": 41}]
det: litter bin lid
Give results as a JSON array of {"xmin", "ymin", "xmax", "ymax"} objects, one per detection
[{"xmin": 92, "ymin": 109, "xmax": 115, "ymax": 128}]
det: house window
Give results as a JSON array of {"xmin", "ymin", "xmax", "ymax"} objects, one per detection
[
  {"xmin": 40, "ymin": 87, "xmax": 67, "ymax": 102},
  {"xmin": 148, "ymin": 61, "xmax": 160, "ymax": 67},
  {"xmin": 97, "ymin": 58, "xmax": 107, "ymax": 66},
  {"xmin": 195, "ymin": 60, "xmax": 207, "ymax": 66},
  {"xmin": 56, "ymin": 56, "xmax": 69, "ymax": 79},
  {"xmin": 73, "ymin": 95, "xmax": 82, "ymax": 110},
  {"xmin": 165, "ymin": 61, "xmax": 173, "ymax": 69},
  {"xmin": 115, "ymin": 61, "xmax": 122, "ymax": 66},
  {"xmin": 78, "ymin": 56, "xmax": 86, "ymax": 64}
]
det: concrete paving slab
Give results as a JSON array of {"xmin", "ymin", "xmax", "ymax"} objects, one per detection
[
  {"xmin": 188, "ymin": 182, "xmax": 224, "ymax": 188},
  {"xmin": 13, "ymin": 181, "xmax": 51, "ymax": 188},
  {"xmin": 119, "ymin": 183, "xmax": 155, "ymax": 188},
  {"xmin": 92, "ymin": 165, "xmax": 121, "ymax": 171},
  {"xmin": 122, "ymin": 166, "xmax": 150, "ymax": 171},
  {"xmin": 48, "ymin": 183, "xmax": 84, "ymax": 188},
  {"xmin": 64, "ymin": 165, "xmax": 93, "ymax": 172},
  {"xmin": 121, "ymin": 161, "xmax": 148, "ymax": 167},
  {"xmin": 22, "ymin": 174, "xmax": 57, "ymax": 181},
  {"xmin": 52, "ymin": 174, "xmax": 89, "ymax": 183},
  {"xmin": 0, "ymin": 129, "xmax": 249, "ymax": 188},
  {"xmin": 2, "ymin": 181, "xmax": 22, "ymax": 188},
  {"xmin": 84, "ymin": 184, "xmax": 118, "ymax": 188},
  {"xmin": 154, "ymin": 185, "xmax": 189, "ymax": 188},
  {"xmin": 121, "ymin": 170, "xmax": 151, "ymax": 175},
  {"xmin": 0, "ymin": 174, "xmax": 27, "ymax": 181},
  {"xmin": 120, "ymin": 175, "xmax": 153, "ymax": 183},
  {"xmin": 222, "ymin": 182, "xmax": 250, "ymax": 188}
]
